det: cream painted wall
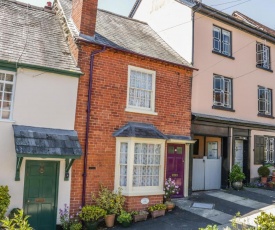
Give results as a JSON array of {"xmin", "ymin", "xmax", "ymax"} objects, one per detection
[
  {"xmin": 192, "ymin": 13, "xmax": 275, "ymax": 125},
  {"xmin": 0, "ymin": 68, "xmax": 79, "ymax": 223},
  {"xmin": 133, "ymin": 0, "xmax": 193, "ymax": 63}
]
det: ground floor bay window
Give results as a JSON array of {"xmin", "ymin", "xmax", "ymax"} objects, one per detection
[{"xmin": 115, "ymin": 137, "xmax": 165, "ymax": 196}]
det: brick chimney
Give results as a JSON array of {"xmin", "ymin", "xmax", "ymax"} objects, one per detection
[{"xmin": 71, "ymin": 0, "xmax": 98, "ymax": 38}]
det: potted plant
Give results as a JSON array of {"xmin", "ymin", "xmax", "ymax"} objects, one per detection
[
  {"xmin": 258, "ymin": 165, "xmax": 270, "ymax": 184},
  {"xmin": 131, "ymin": 210, "xmax": 148, "ymax": 222},
  {"xmin": 93, "ymin": 184, "xmax": 125, "ymax": 228},
  {"xmin": 79, "ymin": 205, "xmax": 106, "ymax": 230},
  {"xmin": 117, "ymin": 211, "xmax": 132, "ymax": 228},
  {"xmin": 229, "ymin": 164, "xmax": 245, "ymax": 190},
  {"xmin": 164, "ymin": 178, "xmax": 180, "ymax": 211},
  {"xmin": 148, "ymin": 203, "xmax": 166, "ymax": 218}
]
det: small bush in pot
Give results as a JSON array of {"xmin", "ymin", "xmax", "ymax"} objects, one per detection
[
  {"xmin": 229, "ymin": 164, "xmax": 245, "ymax": 190},
  {"xmin": 117, "ymin": 211, "xmax": 132, "ymax": 227},
  {"xmin": 79, "ymin": 205, "xmax": 106, "ymax": 230},
  {"xmin": 258, "ymin": 165, "xmax": 270, "ymax": 184},
  {"xmin": 148, "ymin": 203, "xmax": 166, "ymax": 219}
]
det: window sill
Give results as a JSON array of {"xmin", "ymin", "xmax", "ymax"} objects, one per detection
[
  {"xmin": 212, "ymin": 105, "xmax": 235, "ymax": 112},
  {"xmin": 121, "ymin": 189, "xmax": 165, "ymax": 197},
  {"xmin": 256, "ymin": 65, "xmax": 273, "ymax": 73},
  {"xmin": 125, "ymin": 107, "xmax": 158, "ymax": 116},
  {"xmin": 257, "ymin": 113, "xmax": 275, "ymax": 119},
  {"xmin": 0, "ymin": 119, "xmax": 15, "ymax": 123},
  {"xmin": 212, "ymin": 50, "xmax": 235, "ymax": 60}
]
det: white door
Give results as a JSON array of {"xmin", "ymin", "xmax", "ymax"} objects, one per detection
[{"xmin": 235, "ymin": 140, "xmax": 243, "ymax": 171}]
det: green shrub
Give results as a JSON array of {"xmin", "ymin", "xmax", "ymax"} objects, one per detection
[
  {"xmin": 148, "ymin": 203, "xmax": 166, "ymax": 212},
  {"xmin": 8, "ymin": 208, "xmax": 21, "ymax": 220},
  {"xmin": 257, "ymin": 166, "xmax": 270, "ymax": 177},
  {"xmin": 69, "ymin": 222, "xmax": 82, "ymax": 230},
  {"xmin": 229, "ymin": 165, "xmax": 245, "ymax": 183},
  {"xmin": 79, "ymin": 205, "xmax": 106, "ymax": 223},
  {"xmin": 255, "ymin": 212, "xmax": 275, "ymax": 229},
  {"xmin": 198, "ymin": 225, "xmax": 218, "ymax": 230},
  {"xmin": 0, "ymin": 185, "xmax": 11, "ymax": 220},
  {"xmin": 117, "ymin": 211, "xmax": 132, "ymax": 224},
  {"xmin": 1, "ymin": 209, "xmax": 32, "ymax": 230}
]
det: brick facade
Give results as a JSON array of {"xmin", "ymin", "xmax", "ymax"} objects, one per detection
[{"xmin": 69, "ymin": 41, "xmax": 193, "ymax": 213}]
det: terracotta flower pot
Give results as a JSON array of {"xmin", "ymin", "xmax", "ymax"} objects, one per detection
[
  {"xmin": 105, "ymin": 214, "xmax": 115, "ymax": 228},
  {"xmin": 261, "ymin": 177, "xmax": 268, "ymax": 184},
  {"xmin": 165, "ymin": 201, "xmax": 175, "ymax": 211}
]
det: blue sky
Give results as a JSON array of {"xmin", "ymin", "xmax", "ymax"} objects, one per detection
[{"xmin": 17, "ymin": 0, "xmax": 275, "ymax": 29}]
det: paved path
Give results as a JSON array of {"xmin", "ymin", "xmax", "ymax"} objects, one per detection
[{"xmin": 114, "ymin": 188, "xmax": 275, "ymax": 230}]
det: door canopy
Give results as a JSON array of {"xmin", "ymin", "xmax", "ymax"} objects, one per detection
[{"xmin": 12, "ymin": 125, "xmax": 83, "ymax": 181}]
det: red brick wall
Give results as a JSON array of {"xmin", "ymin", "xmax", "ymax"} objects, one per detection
[
  {"xmin": 71, "ymin": 0, "xmax": 98, "ymax": 37},
  {"xmin": 70, "ymin": 42, "xmax": 192, "ymax": 213},
  {"xmin": 125, "ymin": 195, "xmax": 163, "ymax": 212}
]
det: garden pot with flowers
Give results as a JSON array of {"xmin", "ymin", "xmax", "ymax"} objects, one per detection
[
  {"xmin": 148, "ymin": 203, "xmax": 166, "ymax": 218},
  {"xmin": 79, "ymin": 205, "xmax": 106, "ymax": 230},
  {"xmin": 93, "ymin": 184, "xmax": 125, "ymax": 228},
  {"xmin": 164, "ymin": 178, "xmax": 180, "ymax": 211}
]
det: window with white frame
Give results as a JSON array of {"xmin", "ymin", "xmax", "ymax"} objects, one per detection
[
  {"xmin": 258, "ymin": 86, "xmax": 272, "ymax": 116},
  {"xmin": 0, "ymin": 71, "xmax": 15, "ymax": 120},
  {"xmin": 115, "ymin": 138, "xmax": 165, "ymax": 196},
  {"xmin": 255, "ymin": 135, "xmax": 275, "ymax": 164},
  {"xmin": 126, "ymin": 66, "xmax": 156, "ymax": 114},
  {"xmin": 265, "ymin": 137, "xmax": 274, "ymax": 163},
  {"xmin": 256, "ymin": 42, "xmax": 271, "ymax": 70},
  {"xmin": 213, "ymin": 75, "xmax": 232, "ymax": 108},
  {"xmin": 213, "ymin": 26, "xmax": 231, "ymax": 56}
]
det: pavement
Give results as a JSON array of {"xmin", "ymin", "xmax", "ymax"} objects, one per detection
[{"xmin": 113, "ymin": 187, "xmax": 275, "ymax": 230}]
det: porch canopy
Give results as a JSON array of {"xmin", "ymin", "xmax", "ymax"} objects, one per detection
[{"xmin": 12, "ymin": 125, "xmax": 83, "ymax": 181}]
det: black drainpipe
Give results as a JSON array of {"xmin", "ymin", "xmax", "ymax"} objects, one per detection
[{"xmin": 82, "ymin": 46, "xmax": 106, "ymax": 207}]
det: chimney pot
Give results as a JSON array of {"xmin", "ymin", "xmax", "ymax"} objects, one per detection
[{"xmin": 45, "ymin": 1, "xmax": 52, "ymax": 10}]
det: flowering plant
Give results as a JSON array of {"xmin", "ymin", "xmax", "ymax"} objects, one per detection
[
  {"xmin": 59, "ymin": 204, "xmax": 82, "ymax": 230},
  {"xmin": 164, "ymin": 178, "xmax": 180, "ymax": 200}
]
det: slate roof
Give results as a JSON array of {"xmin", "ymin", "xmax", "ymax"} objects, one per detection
[
  {"xmin": 57, "ymin": 0, "xmax": 193, "ymax": 68},
  {"xmin": 13, "ymin": 125, "xmax": 82, "ymax": 158},
  {"xmin": 0, "ymin": 0, "xmax": 81, "ymax": 74},
  {"xmin": 113, "ymin": 122, "xmax": 167, "ymax": 139}
]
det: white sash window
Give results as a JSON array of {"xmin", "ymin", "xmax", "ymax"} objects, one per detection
[
  {"xmin": 213, "ymin": 75, "xmax": 232, "ymax": 108},
  {"xmin": 213, "ymin": 26, "xmax": 231, "ymax": 56},
  {"xmin": 257, "ymin": 43, "xmax": 271, "ymax": 70},
  {"xmin": 258, "ymin": 87, "xmax": 272, "ymax": 116}
]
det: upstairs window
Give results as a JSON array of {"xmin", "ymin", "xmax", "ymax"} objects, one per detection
[
  {"xmin": 213, "ymin": 75, "xmax": 232, "ymax": 109},
  {"xmin": 213, "ymin": 26, "xmax": 231, "ymax": 56},
  {"xmin": 126, "ymin": 66, "xmax": 157, "ymax": 115},
  {"xmin": 0, "ymin": 71, "xmax": 16, "ymax": 120},
  {"xmin": 258, "ymin": 86, "xmax": 272, "ymax": 116},
  {"xmin": 256, "ymin": 43, "xmax": 271, "ymax": 70}
]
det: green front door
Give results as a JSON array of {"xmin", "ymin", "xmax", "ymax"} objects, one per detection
[{"xmin": 23, "ymin": 160, "xmax": 59, "ymax": 230}]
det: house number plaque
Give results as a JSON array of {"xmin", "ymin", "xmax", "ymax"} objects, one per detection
[
  {"xmin": 35, "ymin": 198, "xmax": 45, "ymax": 203},
  {"xmin": 140, "ymin": 198, "xmax": 149, "ymax": 205}
]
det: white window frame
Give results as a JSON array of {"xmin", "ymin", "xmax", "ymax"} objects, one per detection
[
  {"xmin": 256, "ymin": 42, "xmax": 271, "ymax": 70},
  {"xmin": 114, "ymin": 137, "xmax": 165, "ymax": 196},
  {"xmin": 125, "ymin": 66, "xmax": 157, "ymax": 115},
  {"xmin": 0, "ymin": 70, "xmax": 16, "ymax": 121},
  {"xmin": 213, "ymin": 26, "xmax": 231, "ymax": 56},
  {"xmin": 213, "ymin": 75, "xmax": 232, "ymax": 108},
  {"xmin": 264, "ymin": 137, "xmax": 274, "ymax": 163},
  {"xmin": 258, "ymin": 86, "xmax": 272, "ymax": 116}
]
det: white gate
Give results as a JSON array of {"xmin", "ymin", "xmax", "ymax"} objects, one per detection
[{"xmin": 192, "ymin": 156, "xmax": 222, "ymax": 191}]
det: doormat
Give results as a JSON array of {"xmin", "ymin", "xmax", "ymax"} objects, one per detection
[{"xmin": 191, "ymin": 202, "xmax": 214, "ymax": 209}]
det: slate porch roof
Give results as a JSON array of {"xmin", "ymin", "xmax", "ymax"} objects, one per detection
[
  {"xmin": 113, "ymin": 122, "xmax": 192, "ymax": 141},
  {"xmin": 56, "ymin": 0, "xmax": 193, "ymax": 69},
  {"xmin": 13, "ymin": 125, "xmax": 82, "ymax": 158},
  {"xmin": 0, "ymin": 0, "xmax": 81, "ymax": 75}
]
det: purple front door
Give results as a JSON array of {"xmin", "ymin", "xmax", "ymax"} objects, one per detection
[{"xmin": 166, "ymin": 144, "xmax": 185, "ymax": 198}]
